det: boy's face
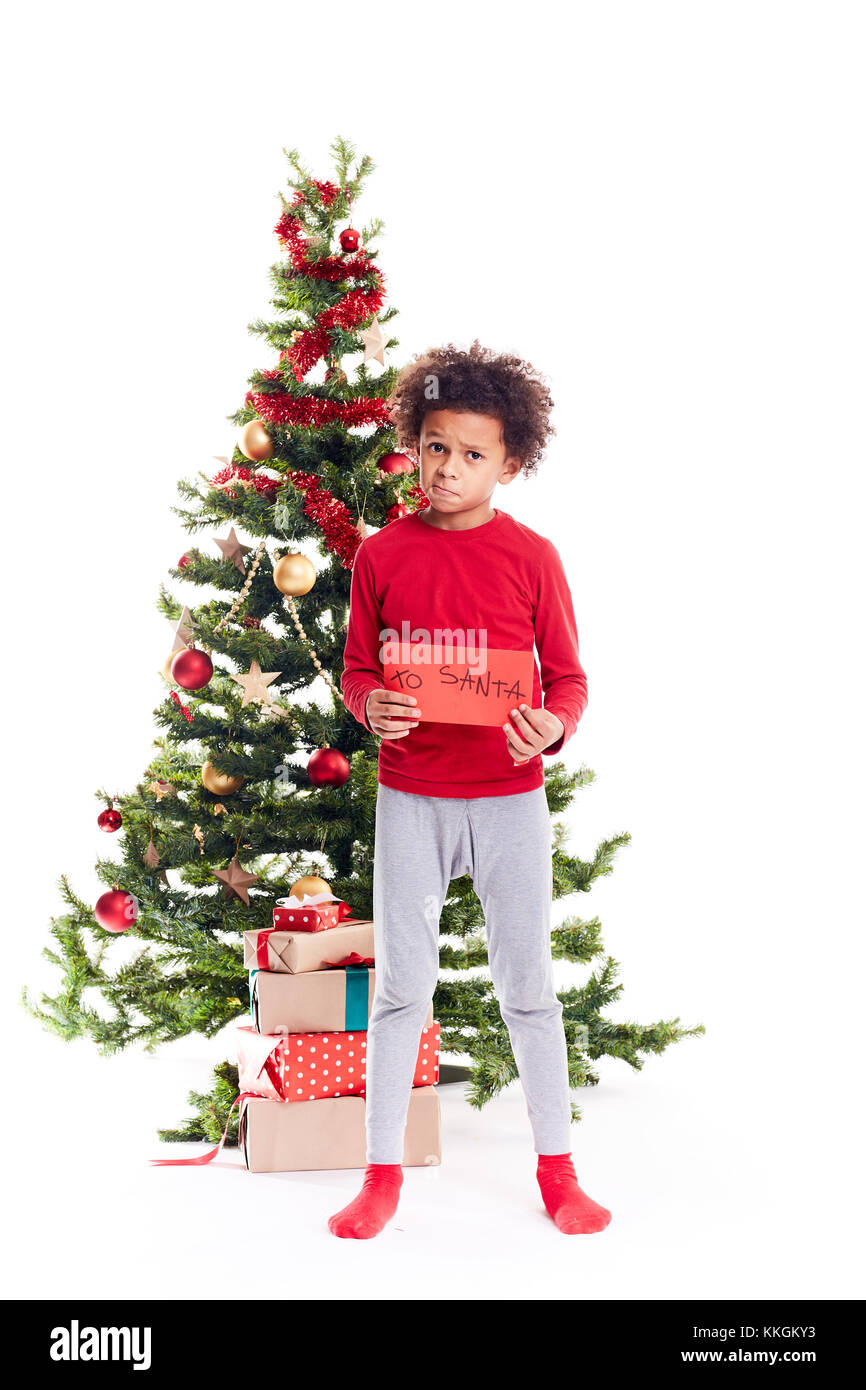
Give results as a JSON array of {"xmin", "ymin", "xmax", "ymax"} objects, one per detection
[{"xmin": 417, "ymin": 408, "xmax": 522, "ymax": 515}]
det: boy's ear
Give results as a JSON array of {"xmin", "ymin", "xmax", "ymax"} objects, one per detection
[{"xmin": 499, "ymin": 455, "xmax": 523, "ymax": 485}]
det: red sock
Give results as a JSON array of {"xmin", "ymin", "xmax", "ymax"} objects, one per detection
[
  {"xmin": 328, "ymin": 1163, "xmax": 404, "ymax": 1240},
  {"xmin": 536, "ymin": 1153, "xmax": 612, "ymax": 1234}
]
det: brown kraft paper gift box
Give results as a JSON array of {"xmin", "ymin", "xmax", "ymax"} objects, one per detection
[
  {"xmin": 239, "ymin": 1085, "xmax": 442, "ymax": 1172},
  {"xmin": 243, "ymin": 919, "xmax": 374, "ymax": 974},
  {"xmin": 250, "ymin": 966, "xmax": 433, "ymax": 1035}
]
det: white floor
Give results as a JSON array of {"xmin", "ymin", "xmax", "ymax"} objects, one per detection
[{"xmin": 4, "ymin": 1020, "xmax": 859, "ymax": 1302}]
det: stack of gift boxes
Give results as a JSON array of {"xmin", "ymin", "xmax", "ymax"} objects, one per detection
[{"xmin": 236, "ymin": 891, "xmax": 442, "ymax": 1172}]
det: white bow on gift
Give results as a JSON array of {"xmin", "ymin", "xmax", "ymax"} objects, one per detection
[{"xmin": 275, "ymin": 891, "xmax": 340, "ymax": 910}]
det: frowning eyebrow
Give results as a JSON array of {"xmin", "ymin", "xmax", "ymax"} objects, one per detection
[{"xmin": 425, "ymin": 430, "xmax": 487, "ymax": 450}]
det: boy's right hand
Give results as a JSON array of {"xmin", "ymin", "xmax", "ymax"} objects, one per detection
[{"xmin": 365, "ymin": 689, "xmax": 421, "ymax": 738}]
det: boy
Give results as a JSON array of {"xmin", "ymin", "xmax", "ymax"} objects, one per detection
[{"xmin": 330, "ymin": 341, "xmax": 612, "ymax": 1239}]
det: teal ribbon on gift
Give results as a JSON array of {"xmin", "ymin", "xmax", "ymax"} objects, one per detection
[
  {"xmin": 249, "ymin": 968, "xmax": 259, "ymax": 1022},
  {"xmin": 344, "ymin": 965, "xmax": 369, "ymax": 1030}
]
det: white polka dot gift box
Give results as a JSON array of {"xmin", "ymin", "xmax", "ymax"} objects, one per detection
[{"xmin": 236, "ymin": 1022, "xmax": 441, "ymax": 1104}]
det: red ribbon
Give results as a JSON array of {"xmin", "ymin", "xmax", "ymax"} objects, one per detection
[
  {"xmin": 149, "ymin": 1092, "xmax": 257, "ymax": 1167},
  {"xmin": 255, "ymin": 928, "xmax": 278, "ymax": 970},
  {"xmin": 170, "ymin": 690, "xmax": 193, "ymax": 723},
  {"xmin": 324, "ymin": 952, "xmax": 375, "ymax": 968}
]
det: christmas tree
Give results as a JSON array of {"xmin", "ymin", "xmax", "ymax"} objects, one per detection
[{"xmin": 23, "ymin": 137, "xmax": 703, "ymax": 1147}]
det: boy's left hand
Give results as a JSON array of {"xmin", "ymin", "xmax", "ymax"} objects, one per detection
[{"xmin": 503, "ymin": 705, "xmax": 565, "ymax": 763}]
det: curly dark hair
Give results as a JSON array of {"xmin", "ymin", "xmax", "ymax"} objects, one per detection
[{"xmin": 386, "ymin": 339, "xmax": 555, "ymax": 475}]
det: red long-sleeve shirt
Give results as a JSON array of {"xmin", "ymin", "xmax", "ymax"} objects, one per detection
[{"xmin": 340, "ymin": 507, "xmax": 588, "ymax": 798}]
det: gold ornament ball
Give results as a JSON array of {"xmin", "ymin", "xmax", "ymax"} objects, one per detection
[
  {"xmin": 161, "ymin": 650, "xmax": 181, "ymax": 681},
  {"xmin": 238, "ymin": 419, "xmax": 274, "ymax": 461},
  {"xmin": 290, "ymin": 874, "xmax": 332, "ymax": 901},
  {"xmin": 273, "ymin": 552, "xmax": 317, "ymax": 596},
  {"xmin": 201, "ymin": 761, "xmax": 245, "ymax": 795}
]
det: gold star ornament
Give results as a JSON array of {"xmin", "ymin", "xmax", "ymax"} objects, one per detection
[
  {"xmin": 231, "ymin": 660, "xmax": 282, "ymax": 707},
  {"xmin": 259, "ymin": 702, "xmax": 293, "ymax": 723},
  {"xmin": 215, "ymin": 527, "xmax": 251, "ymax": 574},
  {"xmin": 147, "ymin": 781, "xmax": 176, "ymax": 801},
  {"xmin": 359, "ymin": 315, "xmax": 386, "ymax": 366},
  {"xmin": 173, "ymin": 606, "xmax": 194, "ymax": 652}
]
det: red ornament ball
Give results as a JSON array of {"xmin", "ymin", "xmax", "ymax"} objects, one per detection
[
  {"xmin": 97, "ymin": 807, "xmax": 122, "ymax": 833},
  {"xmin": 171, "ymin": 647, "xmax": 214, "ymax": 691},
  {"xmin": 339, "ymin": 227, "xmax": 360, "ymax": 252},
  {"xmin": 178, "ymin": 554, "xmax": 191, "ymax": 569},
  {"xmin": 377, "ymin": 452, "xmax": 416, "ymax": 475},
  {"xmin": 94, "ymin": 888, "xmax": 139, "ymax": 933},
  {"xmin": 307, "ymin": 747, "xmax": 350, "ymax": 788},
  {"xmin": 387, "ymin": 502, "xmax": 413, "ymax": 523}
]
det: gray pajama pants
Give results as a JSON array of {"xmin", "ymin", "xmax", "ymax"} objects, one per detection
[{"xmin": 365, "ymin": 782, "xmax": 573, "ymax": 1163}]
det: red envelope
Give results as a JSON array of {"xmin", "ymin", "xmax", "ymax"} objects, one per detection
[{"xmin": 383, "ymin": 643, "xmax": 534, "ymax": 727}]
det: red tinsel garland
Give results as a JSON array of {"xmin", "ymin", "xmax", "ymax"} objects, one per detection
[
  {"xmin": 285, "ymin": 469, "xmax": 363, "ymax": 569},
  {"xmin": 244, "ymin": 390, "xmax": 391, "ymax": 429},
  {"xmin": 406, "ymin": 481, "xmax": 430, "ymax": 507},
  {"xmin": 270, "ymin": 208, "xmax": 385, "ymax": 380},
  {"xmin": 285, "ymin": 473, "xmax": 430, "ymax": 569},
  {"xmin": 275, "ymin": 208, "xmax": 375, "ymax": 284},
  {"xmin": 222, "ymin": 182, "xmax": 426, "ymax": 571},
  {"xmin": 210, "ymin": 463, "xmax": 281, "ymax": 498},
  {"xmin": 207, "ymin": 462, "xmax": 427, "ymax": 570},
  {"xmin": 243, "ymin": 187, "xmax": 390, "ymax": 425},
  {"xmin": 311, "ymin": 180, "xmax": 339, "ymax": 206}
]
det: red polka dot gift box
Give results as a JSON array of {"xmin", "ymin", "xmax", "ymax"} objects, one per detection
[
  {"xmin": 236, "ymin": 1021, "xmax": 441, "ymax": 1104},
  {"xmin": 271, "ymin": 891, "xmax": 353, "ymax": 933}
]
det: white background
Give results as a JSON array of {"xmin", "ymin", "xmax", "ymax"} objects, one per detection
[{"xmin": 1, "ymin": 1, "xmax": 863, "ymax": 1301}]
